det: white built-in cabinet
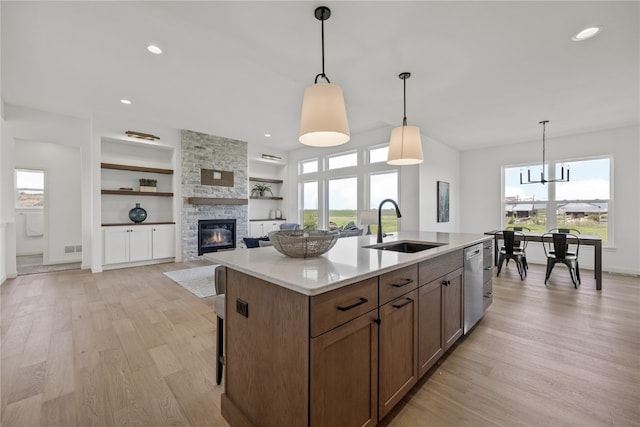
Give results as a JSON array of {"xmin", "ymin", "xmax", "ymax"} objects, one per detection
[
  {"xmin": 103, "ymin": 224, "xmax": 175, "ymax": 265},
  {"xmin": 249, "ymin": 220, "xmax": 285, "ymax": 237},
  {"xmin": 100, "ymin": 137, "xmax": 177, "ymax": 268}
]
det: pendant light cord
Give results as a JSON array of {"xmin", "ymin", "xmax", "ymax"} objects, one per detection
[
  {"xmin": 314, "ymin": 11, "xmax": 331, "ymax": 84},
  {"xmin": 402, "ymin": 76, "xmax": 408, "ymax": 126},
  {"xmin": 540, "ymin": 120, "xmax": 548, "ymax": 170}
]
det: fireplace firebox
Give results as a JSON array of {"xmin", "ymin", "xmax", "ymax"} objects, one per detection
[{"xmin": 198, "ymin": 219, "xmax": 236, "ymax": 255}]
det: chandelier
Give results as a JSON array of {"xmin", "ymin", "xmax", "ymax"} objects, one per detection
[{"xmin": 520, "ymin": 120, "xmax": 569, "ymax": 184}]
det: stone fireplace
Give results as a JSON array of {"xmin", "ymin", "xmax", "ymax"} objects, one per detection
[{"xmin": 181, "ymin": 130, "xmax": 248, "ymax": 260}]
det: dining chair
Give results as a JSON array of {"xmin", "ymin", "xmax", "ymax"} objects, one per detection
[
  {"xmin": 505, "ymin": 226, "xmax": 531, "ymax": 266},
  {"xmin": 542, "ymin": 232, "xmax": 581, "ymax": 288},
  {"xmin": 496, "ymin": 230, "xmax": 528, "ymax": 280},
  {"xmin": 547, "ymin": 228, "xmax": 580, "ymax": 256},
  {"xmin": 213, "ymin": 265, "xmax": 226, "ymax": 385}
]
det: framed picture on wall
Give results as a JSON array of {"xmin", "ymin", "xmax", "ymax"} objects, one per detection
[{"xmin": 437, "ymin": 181, "xmax": 450, "ymax": 223}]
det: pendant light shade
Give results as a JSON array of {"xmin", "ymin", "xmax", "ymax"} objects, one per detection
[
  {"xmin": 387, "ymin": 72, "xmax": 423, "ymax": 165},
  {"xmin": 388, "ymin": 125, "xmax": 423, "ymax": 165},
  {"xmin": 299, "ymin": 82, "xmax": 350, "ymax": 147},
  {"xmin": 299, "ymin": 6, "xmax": 350, "ymax": 147}
]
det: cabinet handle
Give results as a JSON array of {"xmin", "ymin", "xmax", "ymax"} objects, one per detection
[
  {"xmin": 391, "ymin": 278, "xmax": 414, "ymax": 288},
  {"xmin": 337, "ymin": 297, "xmax": 368, "ymax": 312},
  {"xmin": 373, "ymin": 318, "xmax": 381, "ymax": 325},
  {"xmin": 442, "ymin": 280, "xmax": 451, "ymax": 286},
  {"xmin": 484, "ymin": 293, "xmax": 493, "ymax": 298},
  {"xmin": 392, "ymin": 298, "xmax": 414, "ymax": 309}
]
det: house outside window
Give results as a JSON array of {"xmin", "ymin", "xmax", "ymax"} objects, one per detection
[
  {"xmin": 503, "ymin": 157, "xmax": 611, "ymax": 243},
  {"xmin": 15, "ymin": 169, "xmax": 44, "ymax": 208}
]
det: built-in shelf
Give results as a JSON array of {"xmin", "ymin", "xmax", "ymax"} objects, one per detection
[
  {"xmin": 250, "ymin": 196, "xmax": 283, "ymax": 200},
  {"xmin": 102, "ymin": 190, "xmax": 173, "ymax": 197},
  {"xmin": 101, "ymin": 162, "xmax": 173, "ymax": 175},
  {"xmin": 249, "ymin": 177, "xmax": 283, "ymax": 184},
  {"xmin": 250, "ymin": 218, "xmax": 287, "ymax": 222},
  {"xmin": 187, "ymin": 197, "xmax": 248, "ymax": 205}
]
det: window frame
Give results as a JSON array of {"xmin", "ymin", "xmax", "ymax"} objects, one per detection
[
  {"xmin": 15, "ymin": 168, "xmax": 45, "ymax": 209},
  {"xmin": 502, "ymin": 155, "xmax": 612, "ymax": 245}
]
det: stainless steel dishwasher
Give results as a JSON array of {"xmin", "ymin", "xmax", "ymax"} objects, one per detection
[{"xmin": 463, "ymin": 243, "xmax": 484, "ymax": 334}]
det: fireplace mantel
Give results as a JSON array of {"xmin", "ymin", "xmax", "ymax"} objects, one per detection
[{"xmin": 187, "ymin": 197, "xmax": 248, "ymax": 205}]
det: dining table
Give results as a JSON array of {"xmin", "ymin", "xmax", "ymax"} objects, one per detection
[{"xmin": 485, "ymin": 230, "xmax": 603, "ymax": 290}]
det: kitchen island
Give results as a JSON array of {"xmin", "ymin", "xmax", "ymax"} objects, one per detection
[{"xmin": 205, "ymin": 231, "xmax": 492, "ymax": 427}]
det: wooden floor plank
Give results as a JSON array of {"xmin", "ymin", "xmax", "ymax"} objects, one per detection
[{"xmin": 1, "ymin": 261, "xmax": 637, "ymax": 426}]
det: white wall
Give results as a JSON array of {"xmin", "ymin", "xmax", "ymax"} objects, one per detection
[
  {"xmin": 1, "ymin": 105, "xmax": 90, "ymax": 277},
  {"xmin": 15, "ymin": 140, "xmax": 82, "ymax": 263},
  {"xmin": 460, "ymin": 125, "xmax": 640, "ymax": 275},
  {"xmin": 419, "ymin": 136, "xmax": 461, "ymax": 232}
]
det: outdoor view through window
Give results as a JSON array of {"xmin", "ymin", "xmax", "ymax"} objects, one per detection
[{"xmin": 504, "ymin": 158, "xmax": 610, "ymax": 242}]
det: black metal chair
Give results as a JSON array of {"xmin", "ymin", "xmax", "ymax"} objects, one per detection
[
  {"xmin": 505, "ymin": 226, "xmax": 531, "ymax": 268},
  {"xmin": 548, "ymin": 228, "xmax": 580, "ymax": 256},
  {"xmin": 213, "ymin": 266, "xmax": 226, "ymax": 385},
  {"xmin": 542, "ymin": 233, "xmax": 581, "ymax": 288},
  {"xmin": 496, "ymin": 230, "xmax": 528, "ymax": 280}
]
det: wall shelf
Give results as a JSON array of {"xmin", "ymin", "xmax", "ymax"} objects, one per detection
[
  {"xmin": 102, "ymin": 190, "xmax": 173, "ymax": 197},
  {"xmin": 249, "ymin": 177, "xmax": 283, "ymax": 184},
  {"xmin": 187, "ymin": 197, "xmax": 248, "ymax": 206},
  {"xmin": 101, "ymin": 162, "xmax": 173, "ymax": 175},
  {"xmin": 102, "ymin": 221, "xmax": 176, "ymax": 226},
  {"xmin": 250, "ymin": 196, "xmax": 283, "ymax": 200}
]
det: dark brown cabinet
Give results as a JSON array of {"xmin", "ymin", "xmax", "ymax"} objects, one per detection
[
  {"xmin": 418, "ymin": 279, "xmax": 444, "ymax": 377},
  {"xmin": 378, "ymin": 289, "xmax": 418, "ymax": 419},
  {"xmin": 442, "ymin": 268, "xmax": 464, "ymax": 350},
  {"xmin": 311, "ymin": 311, "xmax": 378, "ymax": 427}
]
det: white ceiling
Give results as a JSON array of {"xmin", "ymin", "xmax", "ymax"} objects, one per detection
[{"xmin": 2, "ymin": 1, "xmax": 638, "ymax": 152}]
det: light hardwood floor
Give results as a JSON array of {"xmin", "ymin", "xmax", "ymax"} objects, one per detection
[{"xmin": 1, "ymin": 261, "xmax": 638, "ymax": 426}]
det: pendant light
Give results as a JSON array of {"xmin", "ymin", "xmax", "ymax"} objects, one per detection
[
  {"xmin": 299, "ymin": 6, "xmax": 350, "ymax": 147},
  {"xmin": 520, "ymin": 120, "xmax": 570, "ymax": 184},
  {"xmin": 387, "ymin": 72, "xmax": 423, "ymax": 165}
]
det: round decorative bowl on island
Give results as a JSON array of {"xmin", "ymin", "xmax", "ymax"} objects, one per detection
[{"xmin": 268, "ymin": 230, "xmax": 340, "ymax": 258}]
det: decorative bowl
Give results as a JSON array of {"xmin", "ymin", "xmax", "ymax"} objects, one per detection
[{"xmin": 268, "ymin": 230, "xmax": 340, "ymax": 258}]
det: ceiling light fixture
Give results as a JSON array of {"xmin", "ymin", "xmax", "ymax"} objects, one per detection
[
  {"xmin": 147, "ymin": 44, "xmax": 163, "ymax": 54},
  {"xmin": 572, "ymin": 27, "xmax": 600, "ymax": 41},
  {"xmin": 298, "ymin": 6, "xmax": 350, "ymax": 147},
  {"xmin": 520, "ymin": 120, "xmax": 569, "ymax": 185},
  {"xmin": 264, "ymin": 133, "xmax": 271, "ymax": 138},
  {"xmin": 387, "ymin": 72, "xmax": 423, "ymax": 165},
  {"xmin": 125, "ymin": 130, "xmax": 160, "ymax": 141},
  {"xmin": 120, "ymin": 99, "xmax": 132, "ymax": 105},
  {"xmin": 261, "ymin": 154, "xmax": 282, "ymax": 161}
]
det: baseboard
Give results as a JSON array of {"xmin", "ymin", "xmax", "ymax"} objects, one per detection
[
  {"xmin": 16, "ymin": 250, "xmax": 43, "ymax": 256},
  {"xmin": 45, "ymin": 257, "xmax": 82, "ymax": 266}
]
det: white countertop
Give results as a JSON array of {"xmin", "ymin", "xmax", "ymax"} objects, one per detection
[{"xmin": 204, "ymin": 231, "xmax": 491, "ymax": 296}]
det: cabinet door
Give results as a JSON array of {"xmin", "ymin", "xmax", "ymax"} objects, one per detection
[
  {"xmin": 418, "ymin": 280, "xmax": 443, "ymax": 378},
  {"xmin": 249, "ymin": 222, "xmax": 264, "ymax": 237},
  {"xmin": 443, "ymin": 268, "xmax": 464, "ymax": 350},
  {"xmin": 265, "ymin": 221, "xmax": 282, "ymax": 234},
  {"xmin": 311, "ymin": 311, "xmax": 378, "ymax": 427},
  {"xmin": 103, "ymin": 227, "xmax": 130, "ymax": 265},
  {"xmin": 379, "ymin": 289, "xmax": 418, "ymax": 419},
  {"xmin": 129, "ymin": 226, "xmax": 153, "ymax": 262},
  {"xmin": 152, "ymin": 224, "xmax": 175, "ymax": 259}
]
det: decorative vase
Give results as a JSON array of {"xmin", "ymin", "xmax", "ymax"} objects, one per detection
[{"xmin": 128, "ymin": 203, "xmax": 147, "ymax": 223}]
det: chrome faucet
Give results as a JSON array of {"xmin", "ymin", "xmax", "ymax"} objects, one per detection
[{"xmin": 377, "ymin": 199, "xmax": 402, "ymax": 243}]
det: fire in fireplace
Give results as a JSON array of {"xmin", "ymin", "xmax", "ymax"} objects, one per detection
[{"xmin": 198, "ymin": 219, "xmax": 236, "ymax": 255}]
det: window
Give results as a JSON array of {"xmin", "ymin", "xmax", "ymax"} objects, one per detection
[
  {"xmin": 300, "ymin": 159, "xmax": 318, "ymax": 174},
  {"xmin": 328, "ymin": 151, "xmax": 357, "ymax": 170},
  {"xmin": 297, "ymin": 143, "xmax": 399, "ymax": 231},
  {"xmin": 369, "ymin": 145, "xmax": 389, "ymax": 164},
  {"xmin": 302, "ymin": 181, "xmax": 318, "ymax": 230},
  {"xmin": 504, "ymin": 157, "xmax": 610, "ymax": 243},
  {"xmin": 370, "ymin": 171, "xmax": 398, "ymax": 234},
  {"xmin": 16, "ymin": 169, "xmax": 44, "ymax": 208},
  {"xmin": 328, "ymin": 177, "xmax": 357, "ymax": 229}
]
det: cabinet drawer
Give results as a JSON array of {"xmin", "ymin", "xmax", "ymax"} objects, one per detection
[
  {"xmin": 483, "ymin": 279, "xmax": 493, "ymax": 312},
  {"xmin": 418, "ymin": 250, "xmax": 463, "ymax": 285},
  {"xmin": 380, "ymin": 265, "xmax": 418, "ymax": 305},
  {"xmin": 311, "ymin": 277, "xmax": 378, "ymax": 337}
]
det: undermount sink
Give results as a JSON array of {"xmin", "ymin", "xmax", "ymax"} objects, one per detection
[{"xmin": 364, "ymin": 240, "xmax": 444, "ymax": 253}]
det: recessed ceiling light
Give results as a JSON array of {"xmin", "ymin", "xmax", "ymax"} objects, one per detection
[
  {"xmin": 264, "ymin": 133, "xmax": 271, "ymax": 137},
  {"xmin": 147, "ymin": 45, "xmax": 163, "ymax": 54},
  {"xmin": 572, "ymin": 27, "xmax": 601, "ymax": 41},
  {"xmin": 120, "ymin": 99, "xmax": 132, "ymax": 105}
]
